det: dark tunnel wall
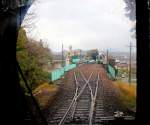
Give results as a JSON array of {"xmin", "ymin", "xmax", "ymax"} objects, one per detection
[
  {"xmin": 0, "ymin": 0, "xmax": 149, "ymax": 125},
  {"xmin": 0, "ymin": 1, "xmax": 35, "ymax": 125}
]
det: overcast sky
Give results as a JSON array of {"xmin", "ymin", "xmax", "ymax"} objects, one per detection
[{"xmin": 23, "ymin": 0, "xmax": 136, "ymax": 52}]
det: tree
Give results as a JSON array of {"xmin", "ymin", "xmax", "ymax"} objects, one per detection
[
  {"xmin": 123, "ymin": 0, "xmax": 136, "ymax": 38},
  {"xmin": 123, "ymin": 0, "xmax": 136, "ymax": 21},
  {"xmin": 17, "ymin": 27, "xmax": 53, "ymax": 91},
  {"xmin": 86, "ymin": 49, "xmax": 99, "ymax": 61},
  {"xmin": 25, "ymin": 39, "xmax": 53, "ymax": 67},
  {"xmin": 21, "ymin": 0, "xmax": 38, "ymax": 33},
  {"xmin": 108, "ymin": 58, "xmax": 116, "ymax": 67}
]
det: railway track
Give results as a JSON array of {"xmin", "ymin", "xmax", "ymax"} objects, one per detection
[
  {"xmin": 48, "ymin": 65, "xmax": 135, "ymax": 125},
  {"xmin": 58, "ymin": 71, "xmax": 94, "ymax": 125},
  {"xmin": 48, "ymin": 69, "xmax": 106, "ymax": 125}
]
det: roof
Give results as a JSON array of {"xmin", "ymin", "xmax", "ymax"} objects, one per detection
[{"xmin": 116, "ymin": 63, "xmax": 128, "ymax": 68}]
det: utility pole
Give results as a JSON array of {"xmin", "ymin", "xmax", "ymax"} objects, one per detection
[
  {"xmin": 80, "ymin": 49, "xmax": 82, "ymax": 59},
  {"xmin": 127, "ymin": 41, "xmax": 135, "ymax": 85},
  {"xmin": 62, "ymin": 43, "xmax": 64, "ymax": 67},
  {"xmin": 106, "ymin": 49, "xmax": 109, "ymax": 64},
  {"xmin": 129, "ymin": 41, "xmax": 132, "ymax": 84}
]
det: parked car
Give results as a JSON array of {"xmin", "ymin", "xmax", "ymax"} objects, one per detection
[
  {"xmin": 88, "ymin": 60, "xmax": 95, "ymax": 64},
  {"xmin": 121, "ymin": 74, "xmax": 125, "ymax": 78}
]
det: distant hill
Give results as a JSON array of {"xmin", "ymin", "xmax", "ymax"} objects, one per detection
[
  {"xmin": 52, "ymin": 50, "xmax": 68, "ymax": 60},
  {"xmin": 109, "ymin": 51, "xmax": 136, "ymax": 64}
]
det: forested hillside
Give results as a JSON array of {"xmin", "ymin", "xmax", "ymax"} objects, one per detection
[{"xmin": 17, "ymin": 27, "xmax": 53, "ymax": 91}]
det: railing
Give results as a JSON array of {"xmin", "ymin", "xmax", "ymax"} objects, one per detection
[
  {"xmin": 106, "ymin": 64, "xmax": 117, "ymax": 80},
  {"xmin": 50, "ymin": 64, "xmax": 77, "ymax": 82}
]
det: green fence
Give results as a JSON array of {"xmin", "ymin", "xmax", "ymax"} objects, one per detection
[
  {"xmin": 107, "ymin": 64, "xmax": 116, "ymax": 80},
  {"xmin": 72, "ymin": 59, "xmax": 80, "ymax": 63},
  {"xmin": 50, "ymin": 64, "xmax": 76, "ymax": 81},
  {"xmin": 50, "ymin": 68, "xmax": 64, "ymax": 81},
  {"xmin": 64, "ymin": 64, "xmax": 76, "ymax": 71}
]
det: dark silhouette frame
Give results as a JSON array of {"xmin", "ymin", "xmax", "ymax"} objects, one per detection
[{"xmin": 0, "ymin": 0, "xmax": 149, "ymax": 125}]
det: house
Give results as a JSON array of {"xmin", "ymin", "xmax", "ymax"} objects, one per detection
[{"xmin": 116, "ymin": 62, "xmax": 128, "ymax": 69}]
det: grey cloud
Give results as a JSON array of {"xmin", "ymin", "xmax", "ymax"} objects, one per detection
[{"xmin": 25, "ymin": 0, "xmax": 135, "ymax": 52}]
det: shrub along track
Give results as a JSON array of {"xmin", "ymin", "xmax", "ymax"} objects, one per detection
[{"xmin": 44, "ymin": 64, "xmax": 134, "ymax": 125}]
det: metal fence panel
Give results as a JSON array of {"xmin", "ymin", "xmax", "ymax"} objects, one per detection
[
  {"xmin": 50, "ymin": 64, "xmax": 76, "ymax": 81},
  {"xmin": 64, "ymin": 64, "xmax": 76, "ymax": 71},
  {"xmin": 50, "ymin": 68, "xmax": 64, "ymax": 81},
  {"xmin": 72, "ymin": 59, "xmax": 80, "ymax": 63},
  {"xmin": 107, "ymin": 64, "xmax": 116, "ymax": 80}
]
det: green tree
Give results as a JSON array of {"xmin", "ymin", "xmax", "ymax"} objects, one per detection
[
  {"xmin": 86, "ymin": 49, "xmax": 99, "ymax": 61},
  {"xmin": 108, "ymin": 58, "xmax": 116, "ymax": 67},
  {"xmin": 17, "ymin": 27, "xmax": 53, "ymax": 91},
  {"xmin": 123, "ymin": 0, "xmax": 136, "ymax": 21},
  {"xmin": 123, "ymin": 0, "xmax": 136, "ymax": 38}
]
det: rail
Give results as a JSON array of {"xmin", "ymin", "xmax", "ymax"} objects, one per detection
[
  {"xmin": 89, "ymin": 73, "xmax": 100, "ymax": 125},
  {"xmin": 58, "ymin": 71, "xmax": 93, "ymax": 125}
]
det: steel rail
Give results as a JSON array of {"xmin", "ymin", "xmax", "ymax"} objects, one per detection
[
  {"xmin": 70, "ymin": 101, "xmax": 77, "ymax": 120},
  {"xmin": 70, "ymin": 70, "xmax": 94, "ymax": 120},
  {"xmin": 74, "ymin": 72, "xmax": 93, "ymax": 101},
  {"xmin": 70, "ymin": 72, "xmax": 79, "ymax": 119},
  {"xmin": 58, "ymin": 71, "xmax": 93, "ymax": 125},
  {"xmin": 71, "ymin": 71, "xmax": 93, "ymax": 119},
  {"xmin": 80, "ymin": 71, "xmax": 94, "ymax": 100},
  {"xmin": 80, "ymin": 71, "xmax": 100, "ymax": 125},
  {"xmin": 89, "ymin": 73, "xmax": 100, "ymax": 125}
]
